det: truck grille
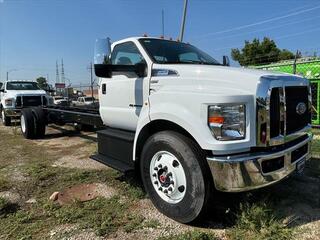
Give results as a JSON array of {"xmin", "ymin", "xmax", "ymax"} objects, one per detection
[
  {"xmin": 270, "ymin": 88, "xmax": 281, "ymax": 138},
  {"xmin": 257, "ymin": 80, "xmax": 311, "ymax": 147},
  {"xmin": 16, "ymin": 95, "xmax": 47, "ymax": 108},
  {"xmin": 285, "ymin": 86, "xmax": 310, "ymax": 134}
]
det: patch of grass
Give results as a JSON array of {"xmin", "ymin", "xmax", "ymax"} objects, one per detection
[
  {"xmin": 26, "ymin": 163, "xmax": 58, "ymax": 182},
  {"xmin": 143, "ymin": 219, "xmax": 160, "ymax": 229},
  {"xmin": 227, "ymin": 202, "xmax": 294, "ymax": 240},
  {"xmin": 123, "ymin": 214, "xmax": 145, "ymax": 233},
  {"xmin": 157, "ymin": 230, "xmax": 219, "ymax": 240},
  {"xmin": 44, "ymin": 196, "xmax": 131, "ymax": 236},
  {"xmin": 116, "ymin": 173, "xmax": 146, "ymax": 200},
  {"xmin": 0, "ymin": 177, "xmax": 11, "ymax": 191}
]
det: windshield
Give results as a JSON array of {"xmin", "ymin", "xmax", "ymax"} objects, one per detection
[
  {"xmin": 139, "ymin": 38, "xmax": 221, "ymax": 65},
  {"xmin": 6, "ymin": 82, "xmax": 40, "ymax": 91}
]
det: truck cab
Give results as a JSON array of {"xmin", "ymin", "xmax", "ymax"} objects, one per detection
[
  {"xmin": 0, "ymin": 80, "xmax": 51, "ymax": 126},
  {"xmin": 92, "ymin": 37, "xmax": 312, "ymax": 223}
]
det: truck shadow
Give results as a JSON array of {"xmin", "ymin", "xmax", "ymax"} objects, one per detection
[
  {"xmin": 197, "ymin": 158, "xmax": 320, "ymax": 229},
  {"xmin": 44, "ymin": 125, "xmax": 99, "ymax": 142}
]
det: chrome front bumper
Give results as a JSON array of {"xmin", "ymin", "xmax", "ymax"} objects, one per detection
[
  {"xmin": 207, "ymin": 133, "xmax": 312, "ymax": 192},
  {"xmin": 4, "ymin": 108, "xmax": 21, "ymax": 117}
]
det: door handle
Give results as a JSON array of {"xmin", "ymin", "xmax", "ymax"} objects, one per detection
[{"xmin": 102, "ymin": 83, "xmax": 106, "ymax": 94}]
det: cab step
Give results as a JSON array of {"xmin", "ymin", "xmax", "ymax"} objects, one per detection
[{"xmin": 90, "ymin": 128, "xmax": 135, "ymax": 172}]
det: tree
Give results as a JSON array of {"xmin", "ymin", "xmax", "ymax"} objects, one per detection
[
  {"xmin": 231, "ymin": 37, "xmax": 297, "ymax": 66},
  {"xmin": 36, "ymin": 77, "xmax": 48, "ymax": 90}
]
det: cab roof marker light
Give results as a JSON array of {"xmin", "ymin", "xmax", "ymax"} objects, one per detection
[{"xmin": 152, "ymin": 69, "xmax": 179, "ymax": 77}]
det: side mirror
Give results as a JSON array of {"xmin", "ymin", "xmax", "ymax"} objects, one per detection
[
  {"xmin": 94, "ymin": 37, "xmax": 147, "ymax": 78},
  {"xmin": 94, "ymin": 38, "xmax": 112, "ymax": 78},
  {"xmin": 223, "ymin": 56, "xmax": 230, "ymax": 66}
]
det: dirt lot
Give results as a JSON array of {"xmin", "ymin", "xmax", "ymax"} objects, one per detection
[{"xmin": 0, "ymin": 124, "xmax": 319, "ymax": 240}]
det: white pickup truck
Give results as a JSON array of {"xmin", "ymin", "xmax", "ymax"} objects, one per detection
[
  {"xmin": 0, "ymin": 80, "xmax": 51, "ymax": 126},
  {"xmin": 19, "ymin": 37, "xmax": 312, "ymax": 223},
  {"xmin": 72, "ymin": 96, "xmax": 96, "ymax": 106}
]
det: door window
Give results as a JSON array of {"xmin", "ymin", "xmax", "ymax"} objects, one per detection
[{"xmin": 111, "ymin": 42, "xmax": 145, "ymax": 66}]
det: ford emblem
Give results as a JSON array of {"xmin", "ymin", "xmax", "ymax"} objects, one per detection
[{"xmin": 296, "ymin": 102, "xmax": 307, "ymax": 115}]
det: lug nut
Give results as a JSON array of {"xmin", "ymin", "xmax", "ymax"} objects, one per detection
[
  {"xmin": 154, "ymin": 181, "xmax": 158, "ymax": 185},
  {"xmin": 170, "ymin": 180, "xmax": 174, "ymax": 185},
  {"xmin": 152, "ymin": 173, "xmax": 157, "ymax": 177},
  {"xmin": 164, "ymin": 189, "xmax": 168, "ymax": 194},
  {"xmin": 172, "ymin": 160, "xmax": 179, "ymax": 167},
  {"xmin": 168, "ymin": 187, "xmax": 173, "ymax": 191},
  {"xmin": 154, "ymin": 167, "xmax": 158, "ymax": 171},
  {"xmin": 167, "ymin": 172, "xmax": 172, "ymax": 177},
  {"xmin": 163, "ymin": 166, "xmax": 168, "ymax": 171},
  {"xmin": 158, "ymin": 187, "xmax": 163, "ymax": 191},
  {"xmin": 178, "ymin": 185, "xmax": 185, "ymax": 193},
  {"xmin": 158, "ymin": 164, "xmax": 162, "ymax": 168}
]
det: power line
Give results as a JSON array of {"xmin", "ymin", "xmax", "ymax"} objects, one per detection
[
  {"xmin": 195, "ymin": 4, "xmax": 320, "ymax": 39},
  {"xmin": 212, "ymin": 25, "xmax": 320, "ymax": 52},
  {"xmin": 198, "ymin": 15, "xmax": 320, "ymax": 42}
]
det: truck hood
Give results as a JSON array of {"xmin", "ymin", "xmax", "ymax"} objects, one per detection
[
  {"xmin": 5, "ymin": 90, "xmax": 47, "ymax": 98},
  {"xmin": 151, "ymin": 64, "xmax": 307, "ymax": 95}
]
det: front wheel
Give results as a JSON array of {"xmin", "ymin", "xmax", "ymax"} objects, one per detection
[
  {"xmin": 140, "ymin": 131, "xmax": 213, "ymax": 223},
  {"xmin": 1, "ymin": 109, "xmax": 11, "ymax": 126}
]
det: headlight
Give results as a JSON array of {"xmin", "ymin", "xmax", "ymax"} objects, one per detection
[
  {"xmin": 5, "ymin": 98, "xmax": 14, "ymax": 107},
  {"xmin": 208, "ymin": 104, "xmax": 246, "ymax": 141}
]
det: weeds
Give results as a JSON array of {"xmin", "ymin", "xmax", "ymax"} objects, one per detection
[
  {"xmin": 227, "ymin": 202, "xmax": 294, "ymax": 240},
  {"xmin": 157, "ymin": 230, "xmax": 219, "ymax": 240},
  {"xmin": 44, "ymin": 196, "xmax": 129, "ymax": 236},
  {"xmin": 0, "ymin": 177, "xmax": 11, "ymax": 191}
]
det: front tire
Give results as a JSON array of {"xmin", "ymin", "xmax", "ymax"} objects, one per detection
[
  {"xmin": 1, "ymin": 108, "xmax": 11, "ymax": 126},
  {"xmin": 140, "ymin": 131, "xmax": 212, "ymax": 223}
]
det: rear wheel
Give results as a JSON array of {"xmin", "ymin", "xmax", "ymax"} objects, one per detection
[
  {"xmin": 1, "ymin": 108, "xmax": 11, "ymax": 126},
  {"xmin": 140, "ymin": 131, "xmax": 213, "ymax": 223},
  {"xmin": 31, "ymin": 107, "xmax": 46, "ymax": 139},
  {"xmin": 21, "ymin": 108, "xmax": 35, "ymax": 139}
]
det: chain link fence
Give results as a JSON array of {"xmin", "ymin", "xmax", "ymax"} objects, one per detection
[{"xmin": 253, "ymin": 58, "xmax": 320, "ymax": 125}]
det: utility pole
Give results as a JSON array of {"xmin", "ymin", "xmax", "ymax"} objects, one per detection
[
  {"xmin": 293, "ymin": 50, "xmax": 300, "ymax": 74},
  {"xmin": 179, "ymin": 0, "xmax": 188, "ymax": 42},
  {"xmin": 6, "ymin": 69, "xmax": 18, "ymax": 81},
  {"xmin": 162, "ymin": 9, "xmax": 165, "ymax": 37},
  {"xmin": 87, "ymin": 62, "xmax": 94, "ymax": 103},
  {"xmin": 61, "ymin": 59, "xmax": 66, "ymax": 97}
]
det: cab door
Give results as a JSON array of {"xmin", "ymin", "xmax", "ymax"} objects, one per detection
[{"xmin": 99, "ymin": 41, "xmax": 146, "ymax": 131}]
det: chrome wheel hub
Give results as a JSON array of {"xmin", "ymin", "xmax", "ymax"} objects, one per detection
[{"xmin": 149, "ymin": 151, "xmax": 186, "ymax": 204}]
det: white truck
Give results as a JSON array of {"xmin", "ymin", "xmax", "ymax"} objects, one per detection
[
  {"xmin": 19, "ymin": 37, "xmax": 312, "ymax": 223},
  {"xmin": 0, "ymin": 80, "xmax": 52, "ymax": 126},
  {"xmin": 72, "ymin": 96, "xmax": 96, "ymax": 107}
]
